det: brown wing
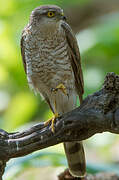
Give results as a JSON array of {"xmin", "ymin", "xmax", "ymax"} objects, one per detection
[
  {"xmin": 20, "ymin": 29, "xmax": 27, "ymax": 73},
  {"xmin": 61, "ymin": 21, "xmax": 84, "ymax": 103}
]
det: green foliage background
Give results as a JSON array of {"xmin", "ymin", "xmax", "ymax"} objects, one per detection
[{"xmin": 0, "ymin": 0, "xmax": 119, "ymax": 179}]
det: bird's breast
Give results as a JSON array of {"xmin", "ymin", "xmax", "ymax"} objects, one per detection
[{"xmin": 25, "ymin": 30, "xmax": 74, "ymax": 91}]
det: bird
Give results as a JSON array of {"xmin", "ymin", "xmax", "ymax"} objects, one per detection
[{"xmin": 21, "ymin": 5, "xmax": 86, "ymax": 178}]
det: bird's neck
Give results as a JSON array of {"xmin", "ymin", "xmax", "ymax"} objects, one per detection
[{"xmin": 31, "ymin": 21, "xmax": 62, "ymax": 39}]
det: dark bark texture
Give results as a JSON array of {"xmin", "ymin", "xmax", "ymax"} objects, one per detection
[{"xmin": 1, "ymin": 72, "xmax": 119, "ymax": 179}]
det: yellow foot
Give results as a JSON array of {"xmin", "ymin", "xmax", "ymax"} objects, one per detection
[
  {"xmin": 44, "ymin": 113, "xmax": 59, "ymax": 132},
  {"xmin": 52, "ymin": 83, "xmax": 67, "ymax": 95}
]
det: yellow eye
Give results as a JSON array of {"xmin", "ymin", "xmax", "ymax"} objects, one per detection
[{"xmin": 47, "ymin": 11, "xmax": 55, "ymax": 18}]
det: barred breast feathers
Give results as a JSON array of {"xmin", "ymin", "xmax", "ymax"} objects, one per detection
[{"xmin": 23, "ymin": 22, "xmax": 75, "ymax": 95}]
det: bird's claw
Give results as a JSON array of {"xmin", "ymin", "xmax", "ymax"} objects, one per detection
[
  {"xmin": 46, "ymin": 83, "xmax": 67, "ymax": 132},
  {"xmin": 51, "ymin": 83, "xmax": 68, "ymax": 96},
  {"xmin": 44, "ymin": 113, "xmax": 59, "ymax": 132}
]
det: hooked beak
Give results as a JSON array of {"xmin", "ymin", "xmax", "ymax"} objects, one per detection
[
  {"xmin": 60, "ymin": 12, "xmax": 67, "ymax": 21},
  {"xmin": 61, "ymin": 15, "xmax": 67, "ymax": 21}
]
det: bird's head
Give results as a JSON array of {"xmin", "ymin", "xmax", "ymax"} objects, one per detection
[{"xmin": 30, "ymin": 5, "xmax": 66, "ymax": 31}]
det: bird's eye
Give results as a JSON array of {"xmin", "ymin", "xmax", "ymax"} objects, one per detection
[{"xmin": 47, "ymin": 11, "xmax": 55, "ymax": 18}]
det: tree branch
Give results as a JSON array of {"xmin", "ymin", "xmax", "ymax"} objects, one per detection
[{"xmin": 0, "ymin": 72, "xmax": 119, "ymax": 179}]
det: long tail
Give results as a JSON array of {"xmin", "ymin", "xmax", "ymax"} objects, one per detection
[
  {"xmin": 63, "ymin": 96, "xmax": 86, "ymax": 177},
  {"xmin": 63, "ymin": 142, "xmax": 86, "ymax": 177}
]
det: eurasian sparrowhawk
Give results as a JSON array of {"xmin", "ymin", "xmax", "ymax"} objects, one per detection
[{"xmin": 21, "ymin": 5, "xmax": 86, "ymax": 178}]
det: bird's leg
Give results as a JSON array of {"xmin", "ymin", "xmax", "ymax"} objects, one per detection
[
  {"xmin": 44, "ymin": 99, "xmax": 58, "ymax": 132},
  {"xmin": 51, "ymin": 99, "xmax": 59, "ymax": 132},
  {"xmin": 44, "ymin": 84, "xmax": 67, "ymax": 132},
  {"xmin": 50, "ymin": 83, "xmax": 67, "ymax": 132}
]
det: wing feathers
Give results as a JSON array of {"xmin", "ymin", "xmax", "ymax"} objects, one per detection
[
  {"xmin": 20, "ymin": 29, "xmax": 27, "ymax": 73},
  {"xmin": 61, "ymin": 22, "xmax": 84, "ymax": 102}
]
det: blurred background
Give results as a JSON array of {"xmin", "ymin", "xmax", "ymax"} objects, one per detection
[{"xmin": 0, "ymin": 0, "xmax": 119, "ymax": 179}]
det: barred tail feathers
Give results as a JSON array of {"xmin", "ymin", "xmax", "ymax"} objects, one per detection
[{"xmin": 63, "ymin": 141, "xmax": 86, "ymax": 177}]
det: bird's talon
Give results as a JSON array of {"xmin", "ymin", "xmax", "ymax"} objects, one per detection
[
  {"xmin": 52, "ymin": 83, "xmax": 67, "ymax": 96},
  {"xmin": 44, "ymin": 113, "xmax": 59, "ymax": 133},
  {"xmin": 56, "ymin": 84, "xmax": 67, "ymax": 95}
]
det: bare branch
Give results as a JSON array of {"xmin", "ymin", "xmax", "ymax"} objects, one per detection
[{"xmin": 0, "ymin": 72, "xmax": 119, "ymax": 179}]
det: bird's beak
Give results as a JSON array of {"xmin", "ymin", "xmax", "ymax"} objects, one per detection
[
  {"xmin": 61, "ymin": 15, "xmax": 67, "ymax": 21},
  {"xmin": 61, "ymin": 12, "xmax": 67, "ymax": 21}
]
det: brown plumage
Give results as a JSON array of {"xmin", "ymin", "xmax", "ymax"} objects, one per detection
[
  {"xmin": 21, "ymin": 5, "xmax": 86, "ymax": 177},
  {"xmin": 61, "ymin": 21, "xmax": 84, "ymax": 102}
]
